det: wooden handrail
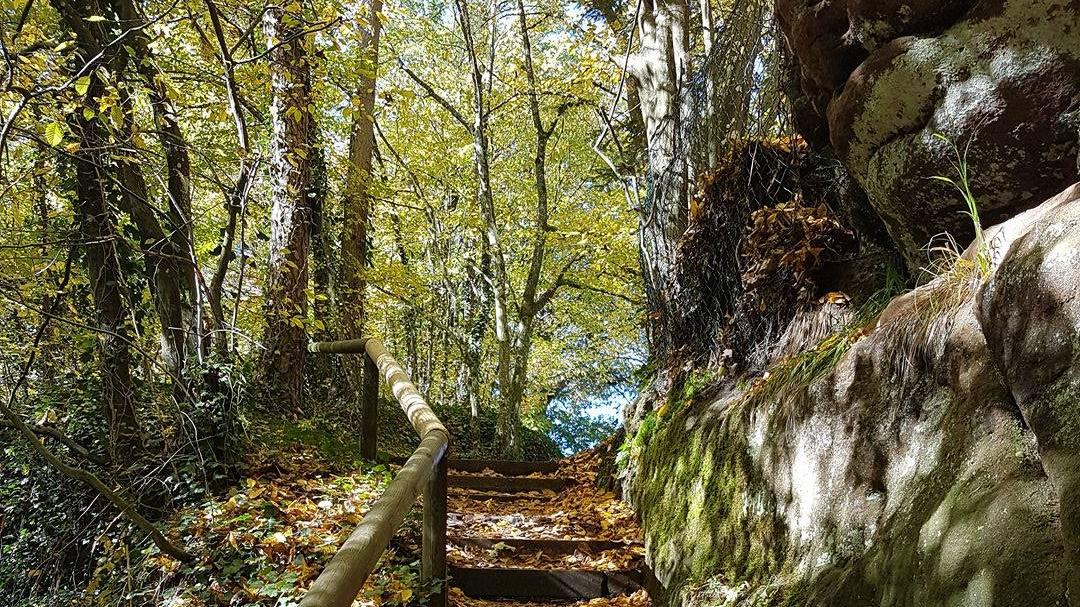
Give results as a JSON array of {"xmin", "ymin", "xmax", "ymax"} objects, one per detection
[{"xmin": 302, "ymin": 337, "xmax": 449, "ymax": 607}]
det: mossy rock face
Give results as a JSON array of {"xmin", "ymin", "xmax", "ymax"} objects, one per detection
[
  {"xmin": 978, "ymin": 183, "xmax": 1080, "ymax": 596},
  {"xmin": 629, "ymin": 186, "xmax": 1080, "ymax": 606},
  {"xmin": 778, "ymin": 0, "xmax": 1080, "ymax": 269}
]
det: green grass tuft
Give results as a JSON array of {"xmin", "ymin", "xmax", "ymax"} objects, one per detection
[{"xmin": 929, "ymin": 132, "xmax": 990, "ymax": 278}]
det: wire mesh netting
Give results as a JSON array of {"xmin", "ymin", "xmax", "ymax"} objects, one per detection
[
  {"xmin": 645, "ymin": 0, "xmax": 876, "ymax": 373},
  {"xmin": 642, "ymin": 0, "xmax": 812, "ymax": 371}
]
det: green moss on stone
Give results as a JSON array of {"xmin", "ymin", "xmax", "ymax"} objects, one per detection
[
  {"xmin": 1051, "ymin": 380, "xmax": 1080, "ymax": 449},
  {"xmin": 631, "ymin": 398, "xmax": 786, "ymax": 598}
]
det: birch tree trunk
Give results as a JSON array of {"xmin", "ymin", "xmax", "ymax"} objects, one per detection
[
  {"xmin": 261, "ymin": 1, "xmax": 315, "ymax": 414},
  {"xmin": 339, "ymin": 0, "xmax": 383, "ymax": 399},
  {"xmin": 630, "ymin": 0, "xmax": 689, "ymax": 366}
]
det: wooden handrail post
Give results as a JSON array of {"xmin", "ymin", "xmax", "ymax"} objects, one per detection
[
  {"xmin": 361, "ymin": 352, "xmax": 379, "ymax": 460},
  {"xmin": 422, "ymin": 451, "xmax": 448, "ymax": 607},
  {"xmin": 304, "ymin": 338, "xmax": 449, "ymax": 607}
]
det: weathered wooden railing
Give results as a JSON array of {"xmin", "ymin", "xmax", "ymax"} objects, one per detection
[{"xmin": 300, "ymin": 338, "xmax": 448, "ymax": 607}]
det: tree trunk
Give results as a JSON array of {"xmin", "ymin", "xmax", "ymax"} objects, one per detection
[
  {"xmin": 455, "ymin": 0, "xmax": 516, "ymax": 452},
  {"xmin": 113, "ymin": 0, "xmax": 200, "ymax": 359},
  {"xmin": 204, "ymin": 0, "xmax": 253, "ymax": 359},
  {"xmin": 71, "ymin": 88, "xmax": 144, "ymax": 468},
  {"xmin": 261, "ymin": 0, "xmax": 315, "ymax": 414},
  {"xmin": 462, "ymin": 245, "xmax": 489, "ymax": 418},
  {"xmin": 309, "ymin": 133, "xmax": 333, "ymax": 341},
  {"xmin": 113, "ymin": 144, "xmax": 192, "ymax": 388},
  {"xmin": 339, "ymin": 0, "xmax": 383, "ymax": 397},
  {"xmin": 596, "ymin": 4, "xmax": 647, "ymax": 164},
  {"xmin": 53, "ymin": 0, "xmax": 145, "ymax": 469},
  {"xmin": 698, "ymin": 0, "xmax": 716, "ymax": 171},
  {"xmin": 630, "ymin": 0, "xmax": 689, "ymax": 367}
]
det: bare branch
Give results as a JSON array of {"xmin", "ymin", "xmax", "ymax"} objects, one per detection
[
  {"xmin": 398, "ymin": 60, "xmax": 474, "ymax": 133},
  {"xmin": 0, "ymin": 420, "xmax": 108, "ymax": 466}
]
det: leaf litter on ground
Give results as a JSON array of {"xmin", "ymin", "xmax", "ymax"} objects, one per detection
[
  {"xmin": 449, "ymin": 587, "xmax": 651, "ymax": 607},
  {"xmin": 136, "ymin": 445, "xmax": 434, "ymax": 606}
]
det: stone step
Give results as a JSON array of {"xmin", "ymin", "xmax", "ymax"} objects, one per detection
[
  {"xmin": 450, "ymin": 566, "xmax": 643, "ymax": 600},
  {"xmin": 450, "ymin": 537, "xmax": 643, "ymax": 555},
  {"xmin": 448, "ymin": 459, "xmax": 561, "ymax": 476},
  {"xmin": 448, "ymin": 474, "xmax": 570, "ymax": 493},
  {"xmin": 388, "ymin": 457, "xmax": 561, "ymax": 476}
]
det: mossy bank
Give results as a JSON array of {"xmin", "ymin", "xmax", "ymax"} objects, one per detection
[{"xmin": 623, "ymin": 184, "xmax": 1080, "ymax": 606}]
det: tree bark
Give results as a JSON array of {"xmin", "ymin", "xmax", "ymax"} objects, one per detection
[
  {"xmin": 53, "ymin": 0, "xmax": 145, "ymax": 469},
  {"xmin": 261, "ymin": 0, "xmax": 315, "ymax": 414},
  {"xmin": 309, "ymin": 132, "xmax": 333, "ymax": 341},
  {"xmin": 113, "ymin": 0, "xmax": 200, "ymax": 359},
  {"xmin": 338, "ymin": 0, "xmax": 382, "ymax": 397},
  {"xmin": 630, "ymin": 0, "xmax": 689, "ymax": 367}
]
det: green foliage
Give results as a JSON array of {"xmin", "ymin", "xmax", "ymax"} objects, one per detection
[
  {"xmin": 540, "ymin": 398, "xmax": 619, "ymax": 455},
  {"xmin": 364, "ymin": 560, "xmax": 445, "ymax": 607},
  {"xmin": 0, "ymin": 376, "xmax": 108, "ymax": 602}
]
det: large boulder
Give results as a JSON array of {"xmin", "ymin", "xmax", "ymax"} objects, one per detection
[
  {"xmin": 626, "ymin": 183, "xmax": 1080, "ymax": 605},
  {"xmin": 777, "ymin": 0, "xmax": 1080, "ymax": 267},
  {"xmin": 977, "ymin": 183, "xmax": 1080, "ymax": 594}
]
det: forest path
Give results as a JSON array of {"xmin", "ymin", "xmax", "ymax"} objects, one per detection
[{"xmin": 444, "ymin": 456, "xmax": 650, "ymax": 607}]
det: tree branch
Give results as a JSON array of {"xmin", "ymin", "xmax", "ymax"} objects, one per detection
[
  {"xmin": 533, "ymin": 253, "xmax": 583, "ymax": 311},
  {"xmin": 398, "ymin": 60, "xmax": 474, "ymax": 133},
  {"xmin": 0, "ymin": 420, "xmax": 108, "ymax": 466},
  {"xmin": 557, "ymin": 278, "xmax": 642, "ymax": 305}
]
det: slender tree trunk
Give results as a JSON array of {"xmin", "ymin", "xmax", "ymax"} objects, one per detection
[
  {"xmin": 113, "ymin": 144, "xmax": 191, "ymax": 388},
  {"xmin": 113, "ymin": 0, "xmax": 200, "ymax": 359},
  {"xmin": 204, "ymin": 0, "xmax": 253, "ymax": 358},
  {"xmin": 494, "ymin": 0, "xmax": 555, "ymax": 455},
  {"xmin": 261, "ymin": 0, "xmax": 315, "ymax": 414},
  {"xmin": 630, "ymin": 0, "xmax": 689, "ymax": 367},
  {"xmin": 70, "ymin": 86, "xmax": 144, "ymax": 469},
  {"xmin": 698, "ymin": 0, "xmax": 716, "ymax": 171},
  {"xmin": 309, "ymin": 133, "xmax": 332, "ymax": 341},
  {"xmin": 597, "ymin": 4, "xmax": 647, "ymax": 163},
  {"xmin": 339, "ymin": 0, "xmax": 383, "ymax": 397},
  {"xmin": 463, "ymin": 245, "xmax": 489, "ymax": 418},
  {"xmin": 456, "ymin": 0, "xmax": 516, "ymax": 451}
]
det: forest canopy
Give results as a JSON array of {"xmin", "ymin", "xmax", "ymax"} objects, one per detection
[{"xmin": 0, "ymin": 0, "xmax": 651, "ymax": 597}]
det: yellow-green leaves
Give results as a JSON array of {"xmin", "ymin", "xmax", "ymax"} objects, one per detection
[
  {"xmin": 74, "ymin": 76, "xmax": 91, "ymax": 96},
  {"xmin": 44, "ymin": 122, "xmax": 64, "ymax": 146}
]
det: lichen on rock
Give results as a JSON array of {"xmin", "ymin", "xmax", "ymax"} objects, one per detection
[{"xmin": 777, "ymin": 0, "xmax": 1080, "ymax": 269}]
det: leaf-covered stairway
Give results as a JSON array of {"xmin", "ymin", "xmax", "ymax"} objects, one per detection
[{"xmin": 444, "ymin": 454, "xmax": 651, "ymax": 607}]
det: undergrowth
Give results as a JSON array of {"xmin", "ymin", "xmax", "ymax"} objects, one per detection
[{"xmin": 740, "ymin": 266, "xmax": 905, "ymax": 412}]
